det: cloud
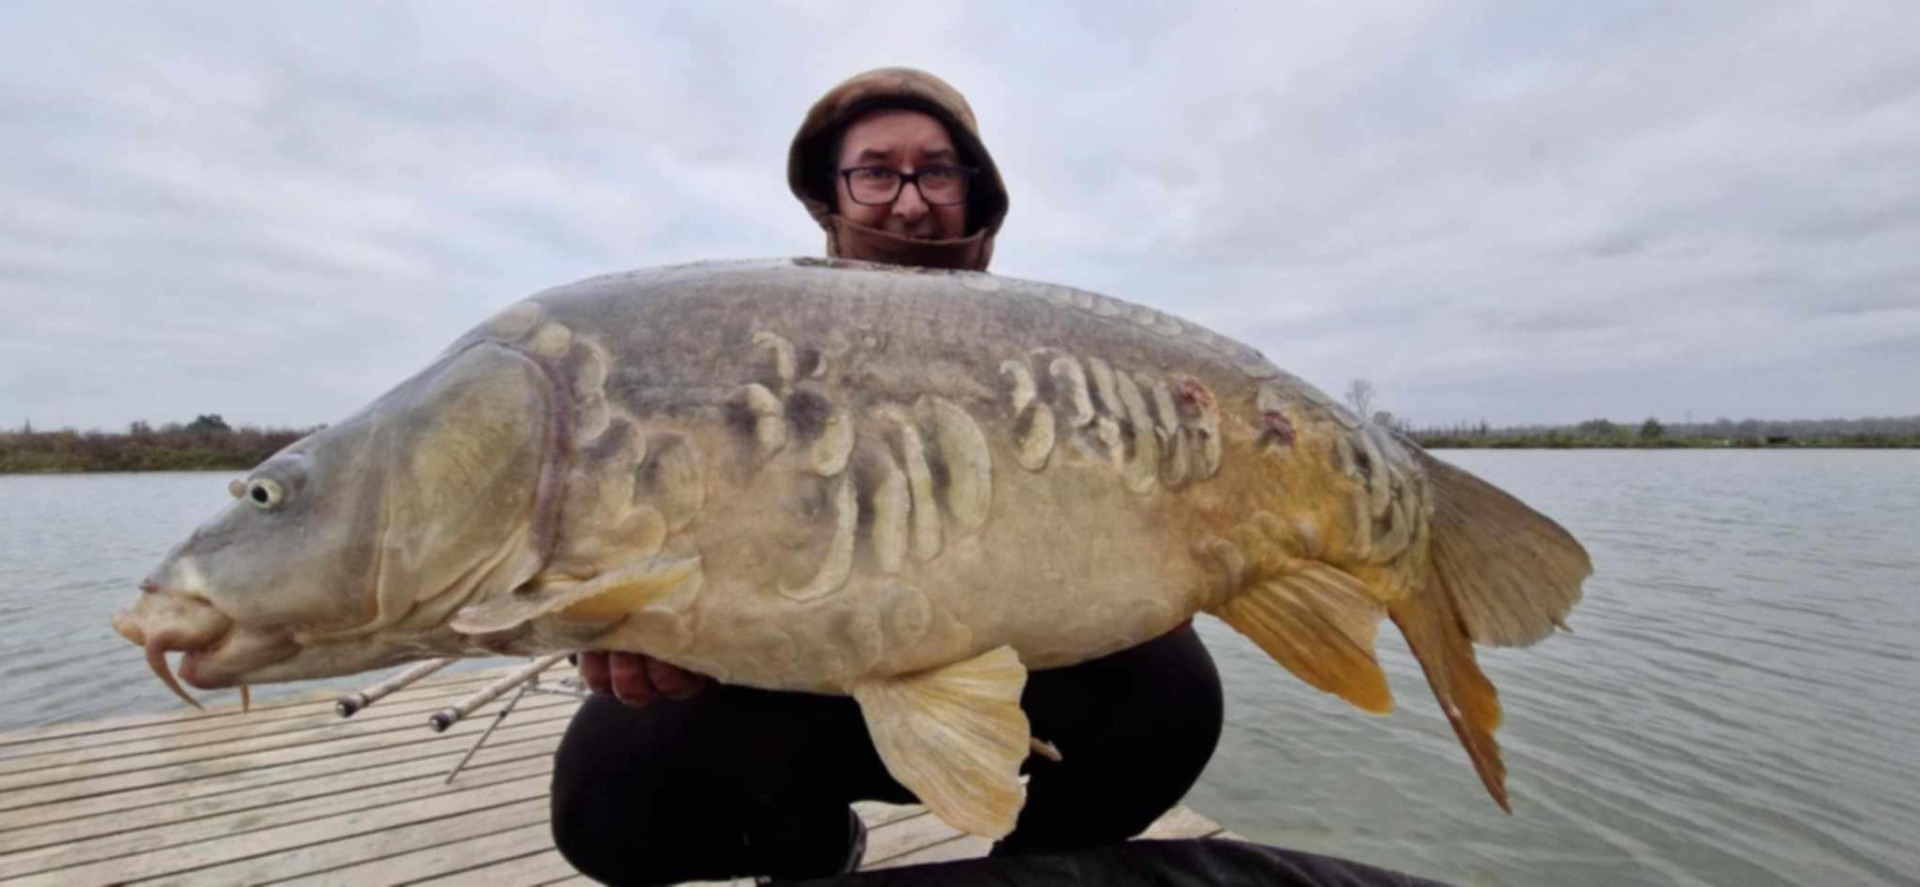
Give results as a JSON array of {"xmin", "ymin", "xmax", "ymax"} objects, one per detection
[{"xmin": 1, "ymin": 0, "xmax": 1915, "ymax": 429}]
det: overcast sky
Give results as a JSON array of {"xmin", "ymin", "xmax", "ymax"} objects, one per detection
[{"xmin": 3, "ymin": 1, "xmax": 1916, "ymax": 431}]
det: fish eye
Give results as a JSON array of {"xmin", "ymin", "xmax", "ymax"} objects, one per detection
[{"xmin": 246, "ymin": 478, "xmax": 286, "ymax": 510}]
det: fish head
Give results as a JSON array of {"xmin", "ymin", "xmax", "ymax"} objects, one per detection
[{"xmin": 115, "ymin": 342, "xmax": 563, "ymax": 694}]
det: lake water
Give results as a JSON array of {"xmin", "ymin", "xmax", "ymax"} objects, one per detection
[{"xmin": 1, "ymin": 452, "xmax": 1915, "ymax": 886}]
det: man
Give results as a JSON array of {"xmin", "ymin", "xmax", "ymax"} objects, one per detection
[
  {"xmin": 784, "ymin": 66, "xmax": 1008, "ymax": 272},
  {"xmin": 549, "ymin": 68, "xmax": 1224, "ymax": 886}
]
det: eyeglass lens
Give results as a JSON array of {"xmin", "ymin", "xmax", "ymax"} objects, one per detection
[{"xmin": 846, "ymin": 168, "xmax": 970, "ymax": 205}]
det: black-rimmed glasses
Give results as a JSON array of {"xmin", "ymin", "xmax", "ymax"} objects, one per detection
[{"xmin": 839, "ymin": 165, "xmax": 978, "ymax": 206}]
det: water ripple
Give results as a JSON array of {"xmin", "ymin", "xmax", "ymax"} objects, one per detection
[
  {"xmin": 1185, "ymin": 451, "xmax": 1920, "ymax": 887},
  {"xmin": 6, "ymin": 456, "xmax": 1919, "ymax": 886}
]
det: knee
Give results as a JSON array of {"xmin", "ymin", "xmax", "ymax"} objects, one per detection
[
  {"xmin": 551, "ymin": 789, "xmax": 725, "ymax": 887},
  {"xmin": 549, "ymin": 700, "xmax": 725, "ymax": 885},
  {"xmin": 1184, "ymin": 652, "xmax": 1226, "ymax": 755},
  {"xmin": 1135, "ymin": 627, "xmax": 1226, "ymax": 762},
  {"xmin": 551, "ymin": 787, "xmax": 862, "ymax": 885},
  {"xmin": 548, "ymin": 789, "xmax": 624, "ymax": 883},
  {"xmin": 549, "ymin": 784, "xmax": 646, "ymax": 885}
]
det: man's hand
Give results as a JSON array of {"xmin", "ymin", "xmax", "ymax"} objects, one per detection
[{"xmin": 577, "ymin": 651, "xmax": 710, "ymax": 708}]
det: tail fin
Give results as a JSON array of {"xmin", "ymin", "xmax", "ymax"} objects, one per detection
[
  {"xmin": 1419, "ymin": 452, "xmax": 1590, "ymax": 647},
  {"xmin": 1392, "ymin": 451, "xmax": 1592, "ymax": 811},
  {"xmin": 1391, "ymin": 587, "xmax": 1510, "ymax": 810}
]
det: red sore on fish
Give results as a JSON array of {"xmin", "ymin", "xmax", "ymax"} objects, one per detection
[
  {"xmin": 1174, "ymin": 378, "xmax": 1217, "ymax": 418},
  {"xmin": 1261, "ymin": 410, "xmax": 1296, "ymax": 447}
]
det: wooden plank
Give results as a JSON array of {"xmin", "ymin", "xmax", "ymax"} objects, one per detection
[
  {"xmin": 0, "ymin": 715, "xmax": 570, "ymax": 834},
  {"xmin": 406, "ymin": 848, "xmax": 579, "ymax": 887},
  {"xmin": 0, "ymin": 752, "xmax": 554, "ymax": 879},
  {"xmin": 861, "ymin": 811, "xmax": 957, "ymax": 865},
  {"xmin": 0, "ymin": 731, "xmax": 560, "ymax": 855},
  {"xmin": 1, "ymin": 669, "xmax": 1231, "ymax": 887},
  {"xmin": 9, "ymin": 778, "xmax": 551, "ymax": 887},
  {"xmin": 868, "ymin": 834, "xmax": 992, "ymax": 870},
  {"xmin": 270, "ymin": 821, "xmax": 555, "ymax": 887},
  {"xmin": 0, "ymin": 674, "xmax": 554, "ymax": 774},
  {"xmin": 0, "ymin": 694, "xmax": 576, "ymax": 793},
  {"xmin": 125, "ymin": 796, "xmax": 552, "ymax": 887},
  {"xmin": 0, "ymin": 689, "xmax": 361, "ymax": 749},
  {"xmin": 0, "ymin": 681, "xmax": 483, "ymax": 775},
  {"xmin": 0, "ymin": 700, "xmax": 576, "ymax": 813},
  {"xmin": 852, "ymin": 801, "xmax": 927, "ymax": 830},
  {"xmin": 0, "ymin": 665, "xmax": 533, "ymax": 752},
  {"xmin": 0, "ymin": 666, "xmax": 576, "ymax": 765},
  {"xmin": 1138, "ymin": 805, "xmax": 1225, "ymax": 840}
]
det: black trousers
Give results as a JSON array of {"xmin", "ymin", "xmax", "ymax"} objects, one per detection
[
  {"xmin": 785, "ymin": 839, "xmax": 1455, "ymax": 887},
  {"xmin": 550, "ymin": 625, "xmax": 1225, "ymax": 886}
]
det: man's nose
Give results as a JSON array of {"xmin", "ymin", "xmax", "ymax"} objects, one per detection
[{"xmin": 891, "ymin": 180, "xmax": 930, "ymax": 220}]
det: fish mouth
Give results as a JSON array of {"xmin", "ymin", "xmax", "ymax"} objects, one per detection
[
  {"xmin": 113, "ymin": 598, "xmax": 228, "ymax": 709},
  {"xmin": 171, "ymin": 635, "xmax": 232, "ymax": 690},
  {"xmin": 115, "ymin": 585, "xmax": 294, "ymax": 706},
  {"xmin": 173, "ymin": 627, "xmax": 300, "ymax": 689}
]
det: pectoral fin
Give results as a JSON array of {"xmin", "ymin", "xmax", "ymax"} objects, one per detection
[
  {"xmin": 450, "ymin": 554, "xmax": 701, "ymax": 635},
  {"xmin": 851, "ymin": 646, "xmax": 1031, "ymax": 839}
]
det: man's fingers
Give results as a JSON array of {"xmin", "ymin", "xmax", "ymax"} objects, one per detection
[
  {"xmin": 607, "ymin": 652, "xmax": 660, "ymax": 708},
  {"xmin": 578, "ymin": 651, "xmax": 612, "ymax": 697},
  {"xmin": 577, "ymin": 651, "xmax": 706, "ymax": 707},
  {"xmin": 646, "ymin": 658, "xmax": 709, "ymax": 700}
]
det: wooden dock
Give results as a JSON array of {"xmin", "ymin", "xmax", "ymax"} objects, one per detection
[{"xmin": 0, "ymin": 664, "xmax": 1229, "ymax": 885}]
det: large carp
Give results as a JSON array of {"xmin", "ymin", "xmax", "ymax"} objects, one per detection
[{"xmin": 114, "ymin": 258, "xmax": 1589, "ymax": 838}]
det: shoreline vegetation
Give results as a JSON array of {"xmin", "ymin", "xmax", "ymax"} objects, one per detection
[
  {"xmin": 1, "ymin": 416, "xmax": 315, "ymax": 474},
  {"xmin": 4, "ymin": 411, "xmax": 1918, "ymax": 474},
  {"xmin": 1335, "ymin": 380, "xmax": 1918, "ymax": 450},
  {"xmin": 1403, "ymin": 416, "xmax": 1920, "ymax": 449}
]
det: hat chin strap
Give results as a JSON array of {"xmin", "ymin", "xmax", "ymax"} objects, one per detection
[{"xmin": 827, "ymin": 215, "xmax": 993, "ymax": 272}]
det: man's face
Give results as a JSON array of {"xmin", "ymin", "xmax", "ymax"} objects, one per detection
[{"xmin": 834, "ymin": 109, "xmax": 969, "ymax": 240}]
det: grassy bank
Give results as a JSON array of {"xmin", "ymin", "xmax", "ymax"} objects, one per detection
[
  {"xmin": 1, "ymin": 422, "xmax": 313, "ymax": 473},
  {"xmin": 1406, "ymin": 417, "xmax": 1920, "ymax": 449},
  {"xmin": 1411, "ymin": 433, "xmax": 1919, "ymax": 449},
  {"xmin": 6, "ymin": 413, "xmax": 1916, "ymax": 473}
]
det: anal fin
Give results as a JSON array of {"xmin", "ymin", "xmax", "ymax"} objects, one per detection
[
  {"xmin": 1207, "ymin": 562, "xmax": 1394, "ymax": 714},
  {"xmin": 852, "ymin": 646, "xmax": 1031, "ymax": 839}
]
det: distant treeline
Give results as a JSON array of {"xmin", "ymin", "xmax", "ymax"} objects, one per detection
[
  {"xmin": 5, "ymin": 410, "xmax": 1917, "ymax": 473},
  {"xmin": 1404, "ymin": 415, "xmax": 1920, "ymax": 449},
  {"xmin": 1, "ymin": 416, "xmax": 316, "ymax": 473}
]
